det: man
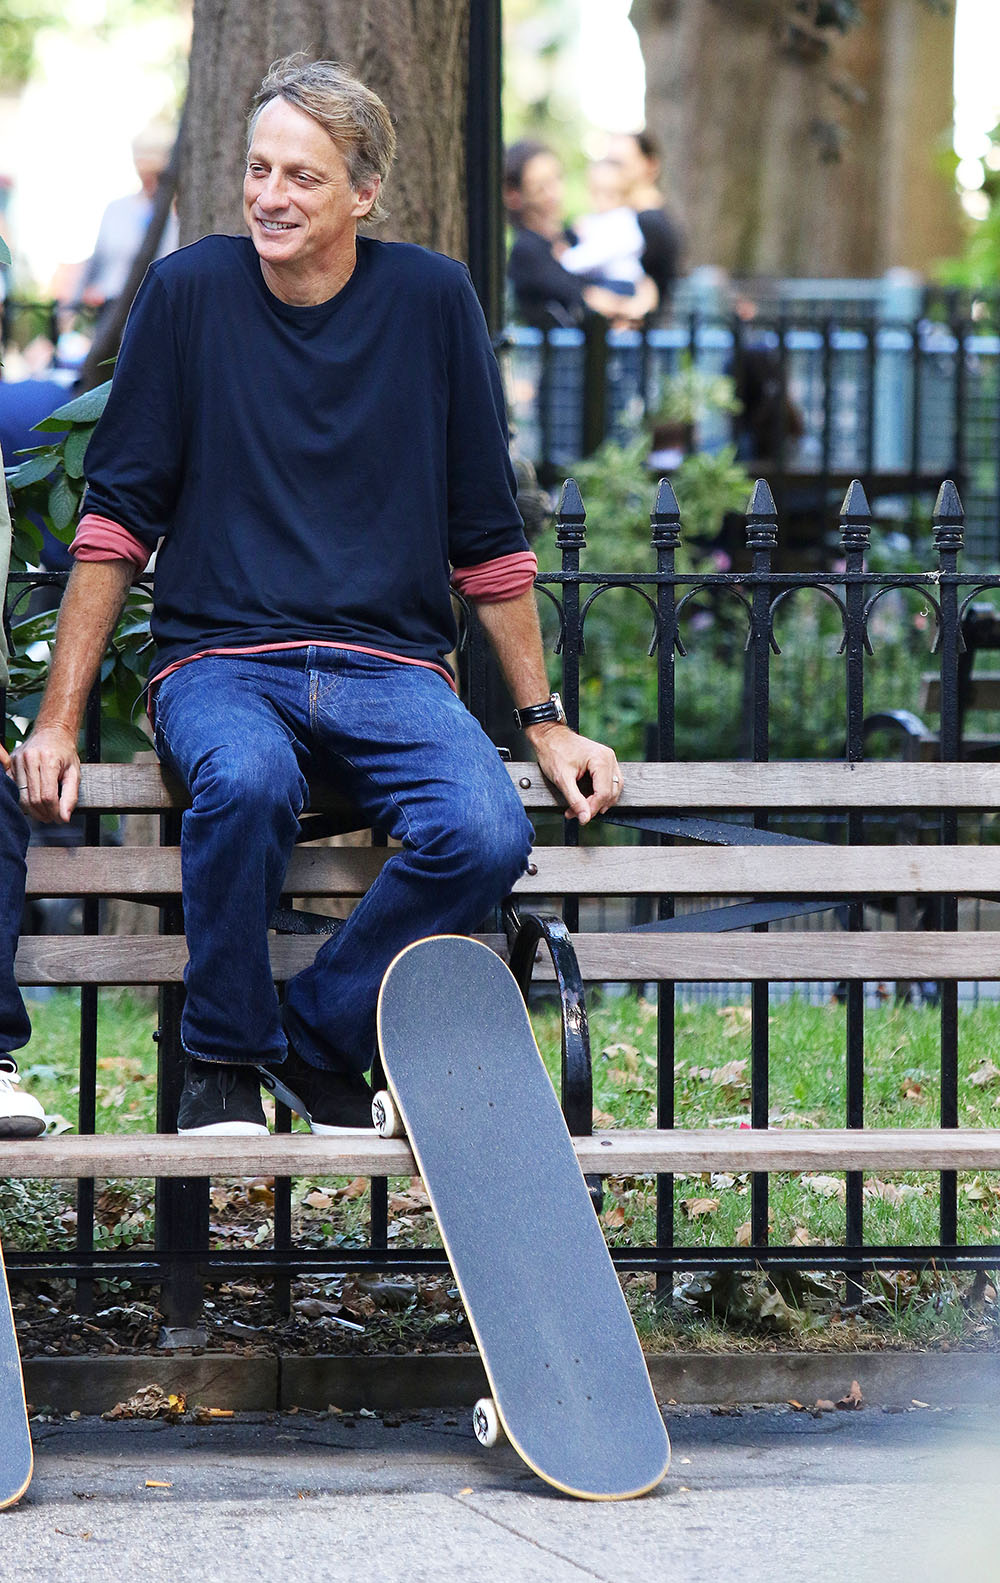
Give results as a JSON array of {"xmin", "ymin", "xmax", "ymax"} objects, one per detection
[
  {"xmin": 13, "ymin": 57, "xmax": 622, "ymax": 1138},
  {"xmin": 1, "ymin": 453, "xmax": 46, "ymax": 1138},
  {"xmin": 75, "ymin": 123, "xmax": 180, "ymax": 325}
]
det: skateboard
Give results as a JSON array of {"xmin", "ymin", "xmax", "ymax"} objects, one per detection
[
  {"xmin": 374, "ymin": 934, "xmax": 670, "ymax": 1501},
  {"xmin": 0, "ymin": 1231, "xmax": 32, "ymax": 1509}
]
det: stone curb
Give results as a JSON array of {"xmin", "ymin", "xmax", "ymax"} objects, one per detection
[{"xmin": 22, "ymin": 1350, "xmax": 1000, "ymax": 1416}]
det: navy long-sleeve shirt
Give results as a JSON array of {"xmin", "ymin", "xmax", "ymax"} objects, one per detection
[{"xmin": 80, "ymin": 234, "xmax": 528, "ymax": 680}]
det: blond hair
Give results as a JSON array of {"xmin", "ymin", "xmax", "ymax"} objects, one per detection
[{"xmin": 248, "ymin": 55, "xmax": 396, "ymax": 223}]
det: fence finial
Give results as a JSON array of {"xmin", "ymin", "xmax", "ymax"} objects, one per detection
[
  {"xmin": 650, "ymin": 477, "xmax": 681, "ymax": 550},
  {"xmin": 932, "ymin": 480, "xmax": 964, "ymax": 556},
  {"xmin": 744, "ymin": 477, "xmax": 777, "ymax": 551},
  {"xmin": 556, "ymin": 477, "xmax": 587, "ymax": 549},
  {"xmin": 839, "ymin": 478, "xmax": 871, "ymax": 555}
]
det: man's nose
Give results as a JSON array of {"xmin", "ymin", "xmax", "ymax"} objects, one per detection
[{"xmin": 257, "ymin": 172, "xmax": 288, "ymax": 208}]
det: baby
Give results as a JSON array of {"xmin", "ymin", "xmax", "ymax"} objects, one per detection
[{"xmin": 560, "ymin": 159, "xmax": 645, "ymax": 295}]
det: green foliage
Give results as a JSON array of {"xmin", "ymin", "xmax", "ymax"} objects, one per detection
[
  {"xmin": 4, "ymin": 379, "xmax": 153, "ymax": 757},
  {"xmin": 649, "ymin": 366, "xmax": 742, "ymax": 429}
]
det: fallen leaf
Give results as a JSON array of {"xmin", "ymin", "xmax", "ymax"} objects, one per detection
[
  {"xmin": 592, "ymin": 1109, "xmax": 617, "ymax": 1129},
  {"xmin": 788, "ymin": 1400, "xmax": 805, "ymax": 1411},
  {"xmin": 866, "ymin": 1179, "xmax": 903, "ymax": 1206},
  {"xmin": 911, "ymin": 1399, "xmax": 930, "ymax": 1409},
  {"xmin": 790, "ymin": 1226, "xmax": 818, "ymax": 1245},
  {"xmin": 735, "ymin": 1221, "xmax": 752, "ymax": 1246},
  {"xmin": 145, "ymin": 1480, "xmax": 172, "ymax": 1488},
  {"xmin": 710, "ymin": 1059, "xmax": 749, "ymax": 1094},
  {"xmin": 803, "ymin": 1175, "xmax": 846, "ymax": 1202},
  {"xmin": 459, "ymin": 1487, "xmax": 473, "ymax": 1496},
  {"xmin": 900, "ymin": 1078, "xmax": 925, "ymax": 1101},
  {"xmin": 303, "ymin": 1189, "xmax": 333, "ymax": 1210},
  {"xmin": 341, "ymin": 1178, "xmax": 368, "ymax": 1200},
  {"xmin": 969, "ymin": 1061, "xmax": 1000, "ymax": 1088},
  {"xmin": 836, "ymin": 1380, "xmax": 864, "ymax": 1410},
  {"xmin": 814, "ymin": 1399, "xmax": 836, "ymax": 1413},
  {"xmin": 680, "ymin": 1196, "xmax": 720, "ymax": 1220},
  {"xmin": 601, "ymin": 1205, "xmax": 626, "ymax": 1229}
]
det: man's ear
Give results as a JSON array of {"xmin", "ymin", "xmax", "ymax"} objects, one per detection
[{"xmin": 354, "ymin": 175, "xmax": 381, "ymax": 219}]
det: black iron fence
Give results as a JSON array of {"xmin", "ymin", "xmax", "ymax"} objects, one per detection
[
  {"xmin": 3, "ymin": 473, "xmax": 1000, "ymax": 1315},
  {"xmin": 500, "ymin": 294, "xmax": 1000, "ymax": 560}
]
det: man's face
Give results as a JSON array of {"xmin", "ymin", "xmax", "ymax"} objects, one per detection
[{"xmin": 243, "ymin": 97, "xmax": 378, "ymax": 288}]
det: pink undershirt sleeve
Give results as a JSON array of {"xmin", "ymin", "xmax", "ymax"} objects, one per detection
[
  {"xmin": 70, "ymin": 513, "xmax": 152, "ymax": 571},
  {"xmin": 450, "ymin": 549, "xmax": 538, "ymax": 602}
]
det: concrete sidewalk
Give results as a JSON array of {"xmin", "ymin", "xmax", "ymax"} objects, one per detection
[{"xmin": 5, "ymin": 1404, "xmax": 999, "ymax": 1583}]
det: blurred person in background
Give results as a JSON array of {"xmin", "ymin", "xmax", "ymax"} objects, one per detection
[
  {"xmin": 560, "ymin": 158, "xmax": 646, "ymax": 295},
  {"xmin": 504, "ymin": 140, "xmax": 657, "ymax": 329},
  {"xmin": 606, "ymin": 130, "xmax": 683, "ymax": 319},
  {"xmin": 72, "ymin": 123, "xmax": 179, "ymax": 332}
]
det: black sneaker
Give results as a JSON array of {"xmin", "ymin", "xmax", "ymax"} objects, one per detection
[
  {"xmin": 257, "ymin": 1039, "xmax": 374, "ymax": 1133},
  {"xmin": 177, "ymin": 1058, "xmax": 268, "ymax": 1136}
]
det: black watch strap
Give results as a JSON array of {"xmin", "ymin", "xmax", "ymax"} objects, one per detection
[{"xmin": 512, "ymin": 691, "xmax": 566, "ymax": 730}]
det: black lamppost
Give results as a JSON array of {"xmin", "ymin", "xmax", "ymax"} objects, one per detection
[{"xmin": 466, "ymin": 0, "xmax": 504, "ymax": 334}]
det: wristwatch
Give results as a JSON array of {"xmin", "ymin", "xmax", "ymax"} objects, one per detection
[{"xmin": 512, "ymin": 691, "xmax": 567, "ymax": 730}]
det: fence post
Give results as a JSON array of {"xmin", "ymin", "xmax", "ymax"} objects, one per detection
[
  {"xmin": 840, "ymin": 479, "xmax": 872, "ymax": 1307},
  {"xmin": 581, "ymin": 316, "xmax": 608, "ymax": 457},
  {"xmin": 933, "ymin": 481, "xmax": 965, "ymax": 1254},
  {"xmin": 555, "ymin": 478, "xmax": 586, "ymax": 937},
  {"xmin": 745, "ymin": 480, "xmax": 778, "ymax": 1250},
  {"xmin": 650, "ymin": 479, "xmax": 681, "ymax": 1298}
]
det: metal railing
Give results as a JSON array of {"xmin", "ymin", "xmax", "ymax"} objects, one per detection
[
  {"xmin": 501, "ymin": 293, "xmax": 1000, "ymax": 560},
  {"xmin": 3, "ymin": 474, "xmax": 1000, "ymax": 1318}
]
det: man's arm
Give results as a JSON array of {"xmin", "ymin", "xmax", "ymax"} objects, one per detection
[
  {"xmin": 10, "ymin": 559, "xmax": 135, "ymax": 822},
  {"xmin": 472, "ymin": 587, "xmax": 622, "ymax": 824}
]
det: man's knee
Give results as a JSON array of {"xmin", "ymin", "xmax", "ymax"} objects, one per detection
[
  {"xmin": 444, "ymin": 796, "xmax": 534, "ymax": 890},
  {"xmin": 188, "ymin": 740, "xmax": 305, "ymax": 824}
]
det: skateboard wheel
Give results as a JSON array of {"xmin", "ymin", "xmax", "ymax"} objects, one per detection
[
  {"xmin": 372, "ymin": 1090, "xmax": 404, "ymax": 1138},
  {"xmin": 472, "ymin": 1397, "xmax": 502, "ymax": 1448}
]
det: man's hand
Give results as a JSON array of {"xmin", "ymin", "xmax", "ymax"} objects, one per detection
[
  {"xmin": 526, "ymin": 721, "xmax": 623, "ymax": 825},
  {"xmin": 11, "ymin": 725, "xmax": 81, "ymax": 823}
]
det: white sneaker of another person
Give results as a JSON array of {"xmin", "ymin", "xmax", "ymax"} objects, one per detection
[{"xmin": 0, "ymin": 1058, "xmax": 46, "ymax": 1138}]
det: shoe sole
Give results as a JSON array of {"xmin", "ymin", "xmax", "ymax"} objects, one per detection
[
  {"xmin": 177, "ymin": 1121, "xmax": 269, "ymax": 1136},
  {"xmin": 0, "ymin": 1117, "xmax": 46, "ymax": 1139},
  {"xmin": 258, "ymin": 1070, "xmax": 374, "ymax": 1134}
]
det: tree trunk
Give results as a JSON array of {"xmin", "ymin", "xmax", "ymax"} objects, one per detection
[
  {"xmin": 631, "ymin": 0, "xmax": 961, "ymax": 278},
  {"xmin": 179, "ymin": 0, "xmax": 470, "ymax": 258}
]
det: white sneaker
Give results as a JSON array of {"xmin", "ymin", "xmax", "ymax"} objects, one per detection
[{"xmin": 0, "ymin": 1058, "xmax": 46, "ymax": 1139}]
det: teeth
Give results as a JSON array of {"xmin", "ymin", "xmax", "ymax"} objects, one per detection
[{"xmin": 261, "ymin": 220, "xmax": 295, "ymax": 231}]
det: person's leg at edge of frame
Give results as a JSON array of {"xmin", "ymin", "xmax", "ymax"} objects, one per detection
[
  {"xmin": 151, "ymin": 654, "xmax": 314, "ymax": 1137},
  {"xmin": 265, "ymin": 651, "xmax": 534, "ymax": 1134},
  {"xmin": 0, "ymin": 772, "xmax": 45, "ymax": 1138}
]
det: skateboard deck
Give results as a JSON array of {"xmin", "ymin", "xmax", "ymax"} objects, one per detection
[
  {"xmin": 0, "ymin": 1231, "xmax": 32, "ymax": 1509},
  {"xmin": 375, "ymin": 934, "xmax": 670, "ymax": 1500}
]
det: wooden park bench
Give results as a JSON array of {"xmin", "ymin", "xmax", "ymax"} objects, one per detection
[{"xmin": 4, "ymin": 754, "xmax": 999, "ymax": 1203}]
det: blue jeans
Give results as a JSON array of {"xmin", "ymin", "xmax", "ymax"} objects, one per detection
[
  {"xmin": 152, "ymin": 648, "xmax": 534, "ymax": 1075},
  {"xmin": 0, "ymin": 773, "xmax": 31, "ymax": 1057}
]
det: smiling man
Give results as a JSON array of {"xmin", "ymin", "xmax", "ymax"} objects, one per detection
[{"xmin": 12, "ymin": 56, "xmax": 622, "ymax": 1137}]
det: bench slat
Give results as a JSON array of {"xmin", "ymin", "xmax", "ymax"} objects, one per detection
[
  {"xmin": 0, "ymin": 1128, "xmax": 997, "ymax": 1179},
  {"xmin": 72, "ymin": 759, "xmax": 1000, "ymax": 813},
  {"xmin": 26, "ymin": 843, "xmax": 1000, "ymax": 899},
  {"xmin": 14, "ymin": 931, "xmax": 1000, "ymax": 985}
]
